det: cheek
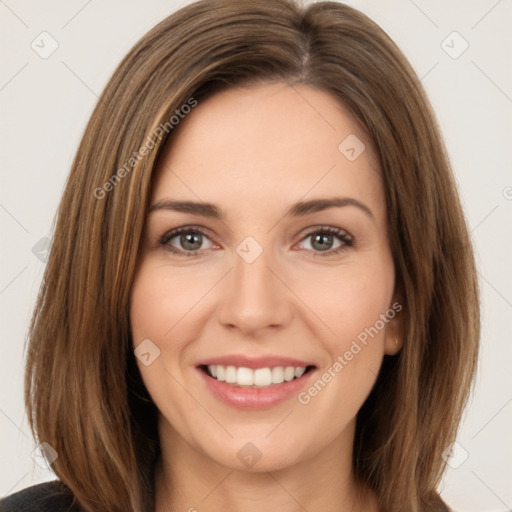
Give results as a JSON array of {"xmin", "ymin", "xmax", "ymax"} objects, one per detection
[
  {"xmin": 295, "ymin": 273, "xmax": 393, "ymax": 427},
  {"xmin": 298, "ymin": 257, "xmax": 395, "ymax": 344},
  {"xmin": 327, "ymin": 261, "xmax": 394, "ymax": 395},
  {"xmin": 129, "ymin": 264, "xmax": 197, "ymax": 417},
  {"xmin": 130, "ymin": 269, "xmax": 166, "ymax": 343},
  {"xmin": 130, "ymin": 263, "xmax": 207, "ymax": 343},
  {"xmin": 294, "ymin": 253, "xmax": 395, "ymax": 398}
]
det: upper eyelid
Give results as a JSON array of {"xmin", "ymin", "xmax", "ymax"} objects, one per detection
[{"xmin": 159, "ymin": 225, "xmax": 216, "ymax": 240}]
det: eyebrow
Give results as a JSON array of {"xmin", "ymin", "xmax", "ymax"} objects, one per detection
[{"xmin": 149, "ymin": 197, "xmax": 374, "ymax": 220}]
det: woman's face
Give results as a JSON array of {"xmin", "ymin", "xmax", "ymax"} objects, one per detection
[{"xmin": 130, "ymin": 82, "xmax": 401, "ymax": 472}]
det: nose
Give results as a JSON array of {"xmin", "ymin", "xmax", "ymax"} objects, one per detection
[{"xmin": 217, "ymin": 244, "xmax": 293, "ymax": 337}]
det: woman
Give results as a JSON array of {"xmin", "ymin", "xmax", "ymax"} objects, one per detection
[{"xmin": 0, "ymin": 0, "xmax": 479, "ymax": 510}]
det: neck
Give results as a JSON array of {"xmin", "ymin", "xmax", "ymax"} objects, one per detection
[{"xmin": 154, "ymin": 417, "xmax": 378, "ymax": 512}]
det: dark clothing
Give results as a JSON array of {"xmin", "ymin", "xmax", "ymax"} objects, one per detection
[{"xmin": 0, "ymin": 480, "xmax": 81, "ymax": 512}]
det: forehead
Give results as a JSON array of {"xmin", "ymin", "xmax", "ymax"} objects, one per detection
[{"xmin": 151, "ymin": 82, "xmax": 384, "ymax": 221}]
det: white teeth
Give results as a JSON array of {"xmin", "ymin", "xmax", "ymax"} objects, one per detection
[
  {"xmin": 225, "ymin": 366, "xmax": 237, "ymax": 383},
  {"xmin": 294, "ymin": 367, "xmax": 306, "ymax": 378},
  {"xmin": 271, "ymin": 367, "xmax": 284, "ymax": 384},
  {"xmin": 216, "ymin": 365, "xmax": 225, "ymax": 382},
  {"xmin": 284, "ymin": 366, "xmax": 295, "ymax": 381},
  {"xmin": 254, "ymin": 368, "xmax": 272, "ymax": 386},
  {"xmin": 237, "ymin": 367, "xmax": 254, "ymax": 386},
  {"xmin": 205, "ymin": 365, "xmax": 309, "ymax": 387}
]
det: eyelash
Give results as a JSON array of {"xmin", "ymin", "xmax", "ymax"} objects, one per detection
[{"xmin": 158, "ymin": 225, "xmax": 354, "ymax": 258}]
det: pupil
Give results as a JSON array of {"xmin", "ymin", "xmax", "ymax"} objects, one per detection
[
  {"xmin": 312, "ymin": 233, "xmax": 332, "ymax": 251},
  {"xmin": 182, "ymin": 233, "xmax": 201, "ymax": 250}
]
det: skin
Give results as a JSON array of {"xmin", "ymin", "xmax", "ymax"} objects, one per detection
[{"xmin": 130, "ymin": 82, "xmax": 403, "ymax": 512}]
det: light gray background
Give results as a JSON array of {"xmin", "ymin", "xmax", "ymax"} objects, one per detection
[{"xmin": 1, "ymin": 1, "xmax": 511, "ymax": 510}]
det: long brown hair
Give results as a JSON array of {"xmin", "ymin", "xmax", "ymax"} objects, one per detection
[{"xmin": 24, "ymin": 1, "xmax": 480, "ymax": 510}]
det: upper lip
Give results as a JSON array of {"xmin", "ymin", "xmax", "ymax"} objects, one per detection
[{"xmin": 196, "ymin": 354, "xmax": 315, "ymax": 369}]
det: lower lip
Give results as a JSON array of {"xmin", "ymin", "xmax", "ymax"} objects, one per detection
[{"xmin": 197, "ymin": 367, "xmax": 316, "ymax": 410}]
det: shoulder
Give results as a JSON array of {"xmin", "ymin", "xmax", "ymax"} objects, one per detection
[{"xmin": 0, "ymin": 480, "xmax": 81, "ymax": 512}]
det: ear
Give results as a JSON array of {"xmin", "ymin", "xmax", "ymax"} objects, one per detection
[{"xmin": 383, "ymin": 295, "xmax": 404, "ymax": 355}]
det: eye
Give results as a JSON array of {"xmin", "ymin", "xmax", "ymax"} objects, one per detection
[
  {"xmin": 159, "ymin": 227, "xmax": 216, "ymax": 256},
  {"xmin": 158, "ymin": 225, "xmax": 354, "ymax": 258},
  {"xmin": 296, "ymin": 226, "xmax": 353, "ymax": 256}
]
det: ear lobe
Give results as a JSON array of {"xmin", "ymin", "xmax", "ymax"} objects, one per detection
[
  {"xmin": 383, "ymin": 298, "xmax": 404, "ymax": 355},
  {"xmin": 384, "ymin": 333, "xmax": 403, "ymax": 355}
]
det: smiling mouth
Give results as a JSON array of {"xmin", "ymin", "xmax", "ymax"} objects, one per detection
[{"xmin": 199, "ymin": 364, "xmax": 316, "ymax": 388}]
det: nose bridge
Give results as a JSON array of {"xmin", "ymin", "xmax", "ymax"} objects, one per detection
[{"xmin": 218, "ymin": 234, "xmax": 291, "ymax": 332}]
